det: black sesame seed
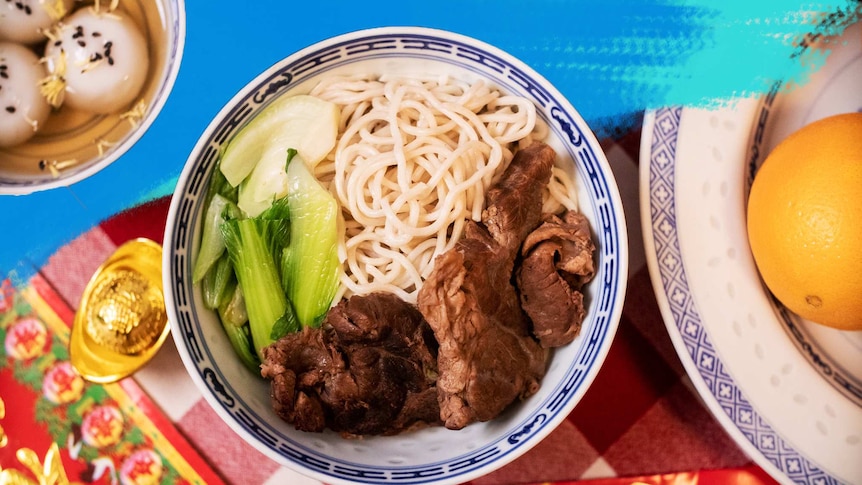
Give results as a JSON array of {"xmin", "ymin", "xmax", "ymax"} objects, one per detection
[
  {"xmin": 24, "ymin": 5, "xmax": 31, "ymax": 14},
  {"xmin": 38, "ymin": 160, "xmax": 47, "ymax": 170},
  {"xmin": 104, "ymin": 41, "xmax": 113, "ymax": 48},
  {"xmin": 0, "ymin": 72, "xmax": 8, "ymax": 80},
  {"xmin": 5, "ymin": 106, "xmax": 15, "ymax": 113},
  {"xmin": 107, "ymin": 57, "xmax": 114, "ymax": 66},
  {"xmin": 54, "ymin": 40, "xmax": 62, "ymax": 46},
  {"xmin": 77, "ymin": 40, "xmax": 86, "ymax": 47},
  {"xmin": 92, "ymin": 32, "xmax": 101, "ymax": 37}
]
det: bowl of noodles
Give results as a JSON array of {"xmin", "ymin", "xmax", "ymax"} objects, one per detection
[{"xmin": 163, "ymin": 26, "xmax": 628, "ymax": 485}]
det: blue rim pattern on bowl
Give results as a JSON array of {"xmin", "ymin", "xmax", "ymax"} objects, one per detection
[
  {"xmin": 166, "ymin": 27, "xmax": 626, "ymax": 484},
  {"xmin": 646, "ymin": 106, "xmax": 843, "ymax": 485}
]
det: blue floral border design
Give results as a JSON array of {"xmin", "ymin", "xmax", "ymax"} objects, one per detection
[{"xmin": 647, "ymin": 107, "xmax": 845, "ymax": 485}]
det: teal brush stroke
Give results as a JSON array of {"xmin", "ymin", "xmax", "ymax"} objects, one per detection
[
  {"xmin": 138, "ymin": 176, "xmax": 180, "ymax": 205},
  {"xmin": 1, "ymin": 0, "xmax": 859, "ymax": 281},
  {"xmin": 517, "ymin": 0, "xmax": 860, "ymax": 135}
]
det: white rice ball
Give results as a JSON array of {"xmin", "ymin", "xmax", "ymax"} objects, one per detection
[
  {"xmin": 0, "ymin": 0, "xmax": 75, "ymax": 45},
  {"xmin": 43, "ymin": 7, "xmax": 149, "ymax": 114},
  {"xmin": 0, "ymin": 42, "xmax": 51, "ymax": 147}
]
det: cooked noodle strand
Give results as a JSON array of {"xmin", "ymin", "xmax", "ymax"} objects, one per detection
[{"xmin": 311, "ymin": 74, "xmax": 578, "ymax": 303}]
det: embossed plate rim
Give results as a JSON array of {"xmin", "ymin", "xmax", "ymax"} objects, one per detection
[{"xmin": 640, "ymin": 102, "xmax": 861, "ymax": 485}]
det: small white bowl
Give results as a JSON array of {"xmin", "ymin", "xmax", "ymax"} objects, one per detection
[
  {"xmin": 0, "ymin": 0, "xmax": 185, "ymax": 195},
  {"xmin": 163, "ymin": 26, "xmax": 628, "ymax": 485}
]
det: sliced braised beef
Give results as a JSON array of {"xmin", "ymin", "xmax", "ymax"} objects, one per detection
[
  {"xmin": 262, "ymin": 141, "xmax": 600, "ymax": 435},
  {"xmin": 260, "ymin": 292, "xmax": 440, "ymax": 436},
  {"xmin": 516, "ymin": 211, "xmax": 596, "ymax": 348},
  {"xmin": 482, "ymin": 142, "xmax": 558, "ymax": 253},
  {"xmin": 417, "ymin": 141, "xmax": 555, "ymax": 430}
]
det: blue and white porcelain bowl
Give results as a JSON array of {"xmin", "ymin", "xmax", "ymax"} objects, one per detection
[
  {"xmin": 0, "ymin": 0, "xmax": 185, "ymax": 195},
  {"xmin": 163, "ymin": 26, "xmax": 628, "ymax": 485}
]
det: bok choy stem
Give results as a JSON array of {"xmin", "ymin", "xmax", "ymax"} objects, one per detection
[
  {"xmin": 220, "ymin": 197, "xmax": 293, "ymax": 361},
  {"xmin": 217, "ymin": 280, "xmax": 259, "ymax": 372},
  {"xmin": 282, "ymin": 149, "xmax": 341, "ymax": 328}
]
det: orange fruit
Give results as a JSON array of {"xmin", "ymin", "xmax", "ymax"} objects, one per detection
[{"xmin": 747, "ymin": 112, "xmax": 862, "ymax": 331}]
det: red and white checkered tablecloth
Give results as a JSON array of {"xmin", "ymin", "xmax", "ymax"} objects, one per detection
[{"xmin": 33, "ymin": 124, "xmax": 779, "ymax": 485}]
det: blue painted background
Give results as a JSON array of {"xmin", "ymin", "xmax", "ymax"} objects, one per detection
[{"xmin": 2, "ymin": 0, "xmax": 859, "ymax": 278}]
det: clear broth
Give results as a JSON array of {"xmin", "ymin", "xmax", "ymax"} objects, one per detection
[{"xmin": 0, "ymin": 0, "xmax": 171, "ymax": 183}]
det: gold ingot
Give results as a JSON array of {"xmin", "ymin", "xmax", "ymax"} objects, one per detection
[
  {"xmin": 84, "ymin": 269, "xmax": 165, "ymax": 354},
  {"xmin": 70, "ymin": 238, "xmax": 169, "ymax": 383}
]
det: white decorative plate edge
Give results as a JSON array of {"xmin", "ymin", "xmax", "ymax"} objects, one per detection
[{"xmin": 639, "ymin": 107, "xmax": 849, "ymax": 485}]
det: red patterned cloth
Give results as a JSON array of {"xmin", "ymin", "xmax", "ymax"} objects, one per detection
[{"xmin": 31, "ymin": 130, "xmax": 780, "ymax": 485}]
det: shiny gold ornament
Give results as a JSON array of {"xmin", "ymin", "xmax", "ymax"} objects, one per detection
[
  {"xmin": 0, "ymin": 396, "xmax": 6, "ymax": 448},
  {"xmin": 83, "ymin": 269, "xmax": 164, "ymax": 354},
  {"xmin": 0, "ymin": 443, "xmax": 70, "ymax": 485},
  {"xmin": 70, "ymin": 238, "xmax": 169, "ymax": 383}
]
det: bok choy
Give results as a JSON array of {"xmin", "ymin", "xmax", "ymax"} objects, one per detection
[
  {"xmin": 193, "ymin": 93, "xmax": 344, "ymax": 372},
  {"xmin": 282, "ymin": 149, "xmax": 341, "ymax": 328},
  {"xmin": 220, "ymin": 196, "xmax": 300, "ymax": 361}
]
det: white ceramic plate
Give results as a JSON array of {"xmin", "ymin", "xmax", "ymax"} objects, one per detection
[
  {"xmin": 164, "ymin": 27, "xmax": 628, "ymax": 485},
  {"xmin": 640, "ymin": 21, "xmax": 862, "ymax": 485}
]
